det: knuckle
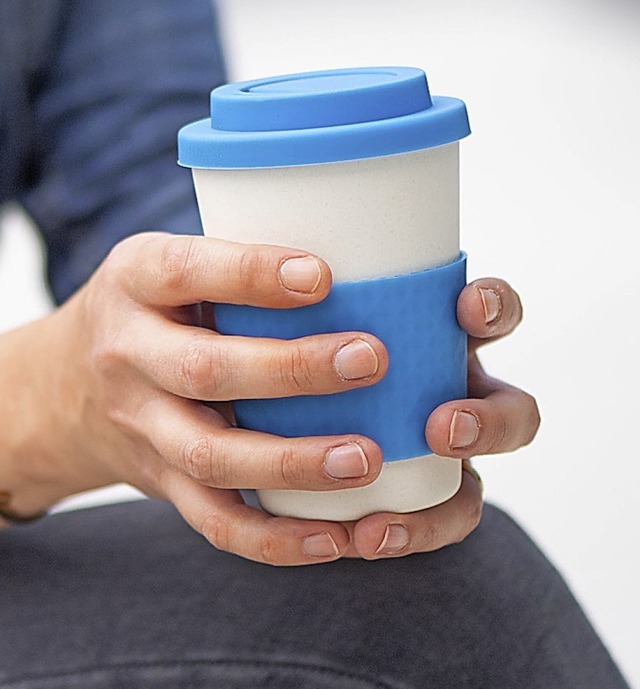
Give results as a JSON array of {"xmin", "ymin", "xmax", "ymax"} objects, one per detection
[
  {"xmin": 453, "ymin": 501, "xmax": 483, "ymax": 545},
  {"xmin": 179, "ymin": 435, "xmax": 222, "ymax": 485},
  {"xmin": 486, "ymin": 412, "xmax": 508, "ymax": 454},
  {"xmin": 177, "ymin": 340, "xmax": 226, "ymax": 399},
  {"xmin": 90, "ymin": 337, "xmax": 124, "ymax": 376},
  {"xmin": 97, "ymin": 248, "xmax": 132, "ymax": 293},
  {"xmin": 258, "ymin": 533, "xmax": 283, "ymax": 565},
  {"xmin": 89, "ymin": 333, "xmax": 133, "ymax": 390},
  {"xmin": 260, "ymin": 536, "xmax": 279, "ymax": 565},
  {"xmin": 281, "ymin": 345, "xmax": 315, "ymax": 393},
  {"xmin": 102, "ymin": 234, "xmax": 143, "ymax": 273},
  {"xmin": 159, "ymin": 235, "xmax": 199, "ymax": 292},
  {"xmin": 452, "ymin": 528, "xmax": 471, "ymax": 546},
  {"xmin": 466, "ymin": 498, "xmax": 483, "ymax": 536},
  {"xmin": 418, "ymin": 522, "xmax": 443, "ymax": 551},
  {"xmin": 100, "ymin": 233, "xmax": 165, "ymax": 290},
  {"xmin": 272, "ymin": 445, "xmax": 306, "ymax": 488},
  {"xmin": 200, "ymin": 512, "xmax": 233, "ymax": 553},
  {"xmin": 442, "ymin": 483, "xmax": 480, "ymax": 545},
  {"xmin": 87, "ymin": 340, "xmax": 142, "ymax": 435},
  {"xmin": 236, "ymin": 249, "xmax": 268, "ymax": 295},
  {"xmin": 178, "ymin": 343, "xmax": 211, "ymax": 398},
  {"xmin": 104, "ymin": 404, "xmax": 141, "ymax": 438}
]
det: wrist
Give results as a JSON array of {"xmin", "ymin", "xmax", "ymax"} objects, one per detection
[{"xmin": 0, "ymin": 303, "xmax": 116, "ymax": 518}]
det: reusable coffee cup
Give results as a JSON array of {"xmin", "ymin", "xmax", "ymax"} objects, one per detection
[{"xmin": 178, "ymin": 67, "xmax": 470, "ymax": 521}]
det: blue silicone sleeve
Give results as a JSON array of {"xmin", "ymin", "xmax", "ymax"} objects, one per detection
[{"xmin": 213, "ymin": 253, "xmax": 467, "ymax": 462}]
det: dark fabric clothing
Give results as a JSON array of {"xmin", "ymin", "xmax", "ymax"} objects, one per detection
[
  {"xmin": 0, "ymin": 500, "xmax": 630, "ymax": 688},
  {"xmin": 0, "ymin": 0, "xmax": 226, "ymax": 304}
]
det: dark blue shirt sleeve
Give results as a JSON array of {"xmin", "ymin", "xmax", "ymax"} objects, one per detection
[{"xmin": 18, "ymin": 0, "xmax": 226, "ymax": 304}]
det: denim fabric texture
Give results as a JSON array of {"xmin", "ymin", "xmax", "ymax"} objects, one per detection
[{"xmin": 0, "ymin": 500, "xmax": 630, "ymax": 689}]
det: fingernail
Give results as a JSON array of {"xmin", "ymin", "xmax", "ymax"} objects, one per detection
[
  {"xmin": 303, "ymin": 532, "xmax": 339, "ymax": 558},
  {"xmin": 279, "ymin": 257, "xmax": 322, "ymax": 294},
  {"xmin": 334, "ymin": 340, "xmax": 379, "ymax": 380},
  {"xmin": 324, "ymin": 443, "xmax": 369, "ymax": 479},
  {"xmin": 449, "ymin": 410, "xmax": 480, "ymax": 449},
  {"xmin": 376, "ymin": 524, "xmax": 409, "ymax": 555},
  {"xmin": 479, "ymin": 288, "xmax": 501, "ymax": 324}
]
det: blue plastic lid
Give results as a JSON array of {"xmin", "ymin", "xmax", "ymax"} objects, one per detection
[{"xmin": 178, "ymin": 67, "xmax": 470, "ymax": 169}]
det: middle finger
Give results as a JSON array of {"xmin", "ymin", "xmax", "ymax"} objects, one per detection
[{"xmin": 130, "ymin": 318, "xmax": 388, "ymax": 401}]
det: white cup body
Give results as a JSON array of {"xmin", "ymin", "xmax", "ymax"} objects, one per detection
[
  {"xmin": 192, "ymin": 143, "xmax": 462, "ymax": 521},
  {"xmin": 193, "ymin": 143, "xmax": 459, "ymax": 281}
]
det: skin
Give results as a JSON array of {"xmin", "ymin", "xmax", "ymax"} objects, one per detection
[{"xmin": 0, "ymin": 233, "xmax": 540, "ymax": 565}]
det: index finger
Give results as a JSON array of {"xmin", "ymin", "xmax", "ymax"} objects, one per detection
[{"xmin": 108, "ymin": 232, "xmax": 333, "ymax": 308}]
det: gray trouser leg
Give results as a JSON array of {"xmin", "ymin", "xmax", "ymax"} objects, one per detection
[{"xmin": 0, "ymin": 500, "xmax": 630, "ymax": 689}]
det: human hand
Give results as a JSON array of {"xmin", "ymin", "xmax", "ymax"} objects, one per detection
[
  {"xmin": 118, "ymin": 250, "xmax": 535, "ymax": 564},
  {"xmin": 4, "ymin": 234, "xmax": 538, "ymax": 565},
  {"xmin": 22, "ymin": 233, "xmax": 390, "ymax": 560},
  {"xmin": 343, "ymin": 279, "xmax": 541, "ymax": 559}
]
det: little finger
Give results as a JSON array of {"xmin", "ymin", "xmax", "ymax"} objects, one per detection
[{"xmin": 162, "ymin": 470, "xmax": 350, "ymax": 566}]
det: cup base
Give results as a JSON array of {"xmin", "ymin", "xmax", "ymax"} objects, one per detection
[{"xmin": 257, "ymin": 455, "xmax": 462, "ymax": 522}]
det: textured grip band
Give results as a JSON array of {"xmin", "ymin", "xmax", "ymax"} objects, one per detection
[{"xmin": 214, "ymin": 253, "xmax": 467, "ymax": 462}]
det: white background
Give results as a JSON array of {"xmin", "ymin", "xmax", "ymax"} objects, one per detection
[{"xmin": 0, "ymin": 0, "xmax": 638, "ymax": 685}]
